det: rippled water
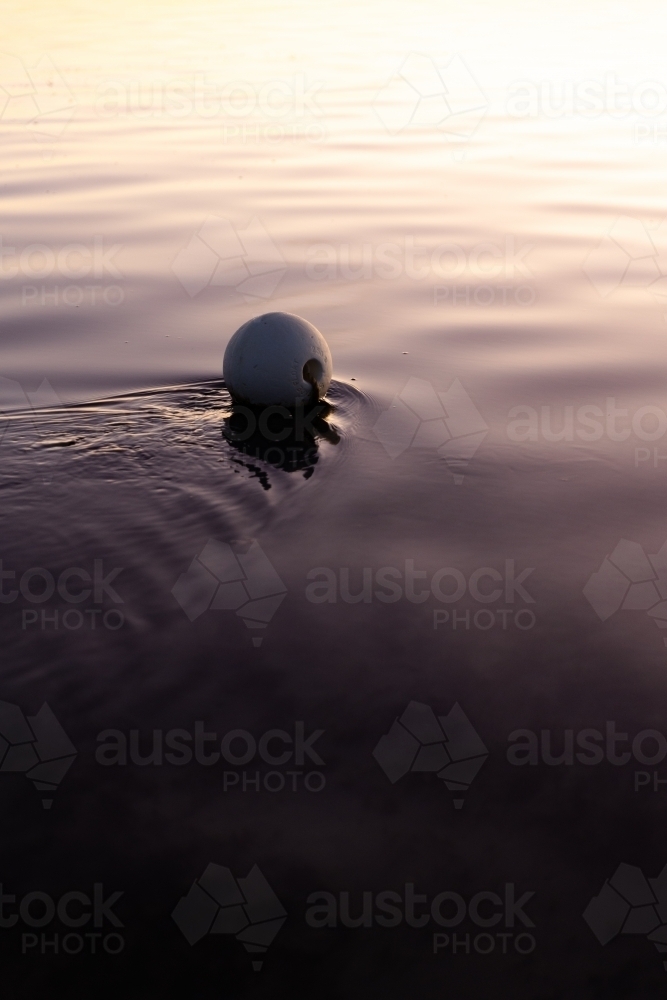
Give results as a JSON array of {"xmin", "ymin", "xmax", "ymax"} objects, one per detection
[{"xmin": 3, "ymin": 0, "xmax": 667, "ymax": 996}]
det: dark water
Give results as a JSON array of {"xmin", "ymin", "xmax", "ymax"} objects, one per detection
[{"xmin": 3, "ymin": 0, "xmax": 667, "ymax": 996}]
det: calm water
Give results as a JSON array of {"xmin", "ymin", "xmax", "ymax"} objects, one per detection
[{"xmin": 3, "ymin": 1, "xmax": 667, "ymax": 996}]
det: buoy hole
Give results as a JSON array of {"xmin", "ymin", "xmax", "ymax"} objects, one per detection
[{"xmin": 303, "ymin": 358, "xmax": 323, "ymax": 388}]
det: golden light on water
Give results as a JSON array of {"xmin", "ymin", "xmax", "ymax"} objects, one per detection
[
  {"xmin": 4, "ymin": 2, "xmax": 667, "ymax": 993},
  {"xmin": 3, "ymin": 1, "xmax": 667, "ymax": 389}
]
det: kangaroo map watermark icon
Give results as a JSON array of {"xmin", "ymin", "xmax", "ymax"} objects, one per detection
[
  {"xmin": 171, "ymin": 216, "xmax": 286, "ymax": 300},
  {"xmin": 583, "ymin": 539, "xmax": 667, "ymax": 645},
  {"xmin": 0, "ymin": 53, "xmax": 76, "ymax": 147},
  {"xmin": 584, "ymin": 862, "xmax": 667, "ymax": 972},
  {"xmin": 171, "ymin": 538, "xmax": 287, "ymax": 645},
  {"xmin": 582, "ymin": 215, "xmax": 667, "ymax": 311},
  {"xmin": 172, "ymin": 863, "xmax": 286, "ymax": 971},
  {"xmin": 0, "ymin": 701, "xmax": 76, "ymax": 809},
  {"xmin": 373, "ymin": 53, "xmax": 487, "ymax": 144},
  {"xmin": 371, "ymin": 376, "xmax": 488, "ymax": 483},
  {"xmin": 373, "ymin": 701, "xmax": 488, "ymax": 809},
  {"xmin": 0, "ymin": 375, "xmax": 61, "ymax": 447}
]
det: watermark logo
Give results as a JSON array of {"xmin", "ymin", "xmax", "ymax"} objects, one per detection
[
  {"xmin": 584, "ymin": 863, "xmax": 667, "ymax": 972},
  {"xmin": 0, "ymin": 701, "xmax": 76, "ymax": 809},
  {"xmin": 507, "ymin": 75, "xmax": 667, "ymax": 121},
  {"xmin": 305, "ymin": 882, "xmax": 535, "ymax": 957},
  {"xmin": 304, "ymin": 234, "xmax": 536, "ymax": 308},
  {"xmin": 0, "ymin": 53, "xmax": 76, "ymax": 148},
  {"xmin": 583, "ymin": 539, "xmax": 667, "ymax": 644},
  {"xmin": 2, "ymin": 558, "xmax": 125, "ymax": 632},
  {"xmin": 582, "ymin": 215, "xmax": 667, "ymax": 304},
  {"xmin": 506, "ymin": 398, "xmax": 667, "ymax": 471},
  {"xmin": 371, "ymin": 377, "xmax": 488, "ymax": 482},
  {"xmin": 95, "ymin": 720, "xmax": 325, "ymax": 793},
  {"xmin": 171, "ymin": 538, "xmax": 286, "ymax": 645},
  {"xmin": 2, "ymin": 883, "xmax": 124, "ymax": 956},
  {"xmin": 507, "ymin": 723, "xmax": 667, "ymax": 793},
  {"xmin": 94, "ymin": 72, "xmax": 324, "ymax": 144},
  {"xmin": 171, "ymin": 216, "xmax": 286, "ymax": 300},
  {"xmin": 373, "ymin": 53, "xmax": 487, "ymax": 144},
  {"xmin": 306, "ymin": 558, "xmax": 536, "ymax": 632},
  {"xmin": 373, "ymin": 701, "xmax": 488, "ymax": 809},
  {"xmin": 0, "ymin": 235, "xmax": 124, "ymax": 308},
  {"xmin": 172, "ymin": 863, "xmax": 286, "ymax": 971},
  {"xmin": 0, "ymin": 376, "xmax": 61, "ymax": 454}
]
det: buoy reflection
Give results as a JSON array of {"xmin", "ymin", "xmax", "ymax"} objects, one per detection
[{"xmin": 222, "ymin": 400, "xmax": 340, "ymax": 488}]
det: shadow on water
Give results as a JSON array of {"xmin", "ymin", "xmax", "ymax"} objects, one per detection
[{"xmin": 222, "ymin": 398, "xmax": 341, "ymax": 489}]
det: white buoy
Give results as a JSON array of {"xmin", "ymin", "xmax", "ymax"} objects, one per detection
[{"xmin": 223, "ymin": 312, "xmax": 332, "ymax": 407}]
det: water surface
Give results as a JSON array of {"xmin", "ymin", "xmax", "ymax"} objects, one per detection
[{"xmin": 2, "ymin": 1, "xmax": 667, "ymax": 996}]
